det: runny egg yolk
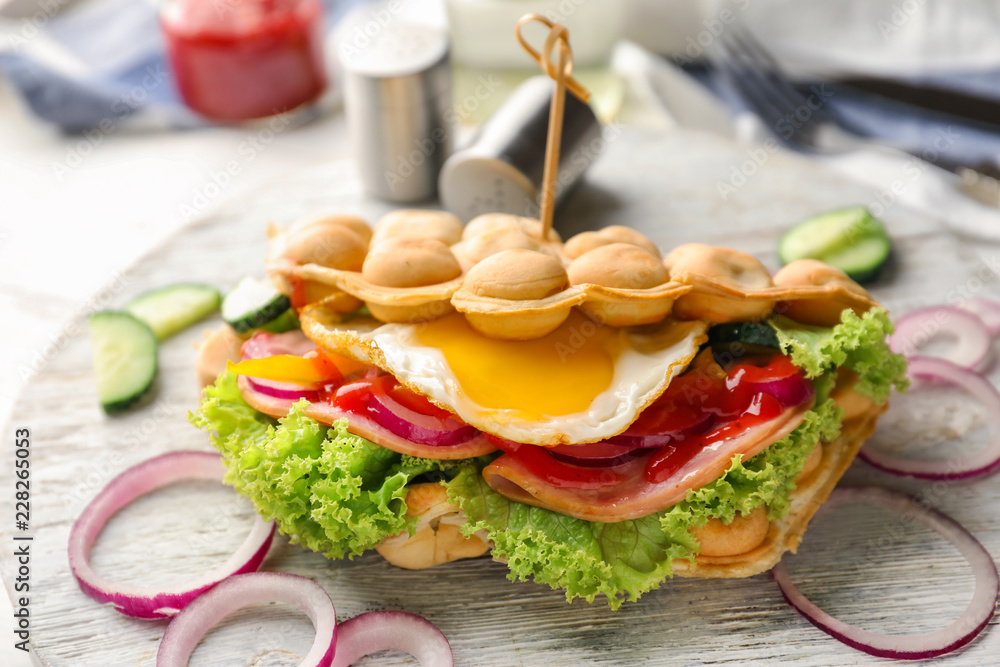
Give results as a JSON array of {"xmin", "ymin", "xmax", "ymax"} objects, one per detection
[{"xmin": 415, "ymin": 311, "xmax": 619, "ymax": 418}]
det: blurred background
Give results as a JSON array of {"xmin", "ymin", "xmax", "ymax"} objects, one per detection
[{"xmin": 4, "ymin": 0, "xmax": 1000, "ymax": 663}]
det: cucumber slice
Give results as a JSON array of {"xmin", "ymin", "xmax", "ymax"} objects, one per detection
[
  {"xmin": 707, "ymin": 322, "xmax": 780, "ymax": 349},
  {"xmin": 88, "ymin": 311, "xmax": 158, "ymax": 414},
  {"xmin": 124, "ymin": 283, "xmax": 221, "ymax": 340},
  {"xmin": 778, "ymin": 206, "xmax": 891, "ymax": 284},
  {"xmin": 222, "ymin": 277, "xmax": 292, "ymax": 334},
  {"xmin": 259, "ymin": 308, "xmax": 300, "ymax": 333}
]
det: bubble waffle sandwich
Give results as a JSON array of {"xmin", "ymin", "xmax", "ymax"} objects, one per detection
[{"xmin": 191, "ymin": 210, "xmax": 907, "ymax": 608}]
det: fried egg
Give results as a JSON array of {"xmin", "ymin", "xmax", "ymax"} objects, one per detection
[{"xmin": 300, "ymin": 307, "xmax": 707, "ymax": 445}]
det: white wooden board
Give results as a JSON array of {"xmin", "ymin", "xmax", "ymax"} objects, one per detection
[{"xmin": 2, "ymin": 128, "xmax": 998, "ymax": 666}]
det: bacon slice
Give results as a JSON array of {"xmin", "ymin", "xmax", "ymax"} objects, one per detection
[{"xmin": 482, "ymin": 401, "xmax": 812, "ymax": 522}]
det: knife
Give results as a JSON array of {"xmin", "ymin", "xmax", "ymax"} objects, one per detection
[
  {"xmin": 636, "ymin": 50, "xmax": 1000, "ymax": 236},
  {"xmin": 828, "ymin": 77, "xmax": 1000, "ymax": 132}
]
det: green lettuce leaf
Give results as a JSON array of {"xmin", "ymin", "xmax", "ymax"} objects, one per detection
[
  {"xmin": 447, "ymin": 400, "xmax": 843, "ymax": 609},
  {"xmin": 189, "ymin": 371, "xmax": 456, "ymax": 559},
  {"xmin": 445, "ymin": 465, "xmax": 686, "ymax": 609},
  {"xmin": 771, "ymin": 307, "xmax": 908, "ymax": 403}
]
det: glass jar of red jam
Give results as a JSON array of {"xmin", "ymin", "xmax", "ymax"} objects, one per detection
[{"xmin": 161, "ymin": 0, "xmax": 328, "ymax": 121}]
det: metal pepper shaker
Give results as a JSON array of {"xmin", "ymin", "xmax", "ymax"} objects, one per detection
[
  {"xmin": 438, "ymin": 75, "xmax": 602, "ymax": 222},
  {"xmin": 336, "ymin": 5, "xmax": 452, "ymax": 203}
]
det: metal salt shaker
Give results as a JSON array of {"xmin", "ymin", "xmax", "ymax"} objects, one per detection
[{"xmin": 336, "ymin": 9, "xmax": 452, "ymax": 203}]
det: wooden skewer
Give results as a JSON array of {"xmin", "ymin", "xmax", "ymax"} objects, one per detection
[
  {"xmin": 515, "ymin": 14, "xmax": 591, "ymax": 241},
  {"xmin": 515, "ymin": 14, "xmax": 590, "ymax": 103}
]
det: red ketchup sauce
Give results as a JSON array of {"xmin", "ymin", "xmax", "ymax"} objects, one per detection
[
  {"xmin": 161, "ymin": 0, "xmax": 327, "ymax": 121},
  {"xmin": 497, "ymin": 353, "xmax": 809, "ymax": 490}
]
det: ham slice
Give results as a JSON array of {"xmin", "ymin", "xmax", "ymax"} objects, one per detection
[
  {"xmin": 482, "ymin": 401, "xmax": 812, "ymax": 522},
  {"xmin": 242, "ymin": 330, "xmax": 317, "ymax": 358},
  {"xmin": 238, "ymin": 374, "xmax": 304, "ymax": 418}
]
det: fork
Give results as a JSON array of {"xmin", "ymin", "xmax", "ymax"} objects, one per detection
[{"xmin": 709, "ymin": 23, "xmax": 1000, "ymax": 204}]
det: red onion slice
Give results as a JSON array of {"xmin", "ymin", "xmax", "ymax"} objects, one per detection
[
  {"xmin": 859, "ymin": 357, "xmax": 1000, "ymax": 480},
  {"xmin": 68, "ymin": 451, "xmax": 275, "ymax": 619},
  {"xmin": 248, "ymin": 377, "xmax": 320, "ymax": 402},
  {"xmin": 889, "ymin": 306, "xmax": 991, "ymax": 370},
  {"xmin": 365, "ymin": 387, "xmax": 480, "ymax": 447},
  {"xmin": 332, "ymin": 610, "xmax": 453, "ymax": 667},
  {"xmin": 773, "ymin": 486, "xmax": 998, "ymax": 660},
  {"xmin": 548, "ymin": 442, "xmax": 652, "ymax": 468},
  {"xmin": 744, "ymin": 375, "xmax": 815, "ymax": 408},
  {"xmin": 157, "ymin": 573, "xmax": 336, "ymax": 667},
  {"xmin": 959, "ymin": 297, "xmax": 1000, "ymax": 336}
]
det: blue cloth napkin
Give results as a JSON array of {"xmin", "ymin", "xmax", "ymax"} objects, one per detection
[{"xmin": 0, "ymin": 0, "xmax": 362, "ymax": 133}]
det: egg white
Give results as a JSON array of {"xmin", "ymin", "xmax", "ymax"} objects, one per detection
[{"xmin": 300, "ymin": 310, "xmax": 707, "ymax": 446}]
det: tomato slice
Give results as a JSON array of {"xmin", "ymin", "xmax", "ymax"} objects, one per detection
[
  {"xmin": 726, "ymin": 353, "xmax": 799, "ymax": 389},
  {"xmin": 331, "ymin": 380, "xmax": 372, "ymax": 414},
  {"xmin": 382, "ymin": 380, "xmax": 455, "ymax": 421},
  {"xmin": 332, "ymin": 374, "xmax": 455, "ymax": 422},
  {"xmin": 490, "ymin": 437, "xmax": 626, "ymax": 490},
  {"xmin": 306, "ymin": 349, "xmax": 368, "ymax": 380},
  {"xmin": 643, "ymin": 439, "xmax": 705, "ymax": 484},
  {"xmin": 287, "ymin": 276, "xmax": 306, "ymax": 310},
  {"xmin": 620, "ymin": 370, "xmax": 721, "ymax": 441},
  {"xmin": 624, "ymin": 398, "xmax": 713, "ymax": 440}
]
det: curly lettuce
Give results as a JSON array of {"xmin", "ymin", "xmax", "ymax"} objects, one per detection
[
  {"xmin": 190, "ymin": 371, "xmax": 460, "ymax": 559},
  {"xmin": 444, "ymin": 465, "xmax": 685, "ymax": 609},
  {"xmin": 190, "ymin": 308, "xmax": 907, "ymax": 608},
  {"xmin": 771, "ymin": 307, "xmax": 908, "ymax": 403}
]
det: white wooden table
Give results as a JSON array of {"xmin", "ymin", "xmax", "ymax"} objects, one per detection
[{"xmin": 1, "ymin": 126, "xmax": 998, "ymax": 665}]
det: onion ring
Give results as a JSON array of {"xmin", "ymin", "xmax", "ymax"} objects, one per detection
[
  {"xmin": 366, "ymin": 386, "xmax": 479, "ymax": 446},
  {"xmin": 889, "ymin": 306, "xmax": 991, "ymax": 370},
  {"xmin": 68, "ymin": 450, "xmax": 275, "ymax": 619},
  {"xmin": 959, "ymin": 297, "xmax": 1000, "ymax": 336},
  {"xmin": 859, "ymin": 357, "xmax": 1000, "ymax": 480},
  {"xmin": 248, "ymin": 377, "xmax": 320, "ymax": 402},
  {"xmin": 332, "ymin": 610, "xmax": 453, "ymax": 667},
  {"xmin": 773, "ymin": 486, "xmax": 998, "ymax": 660},
  {"xmin": 156, "ymin": 573, "xmax": 336, "ymax": 667}
]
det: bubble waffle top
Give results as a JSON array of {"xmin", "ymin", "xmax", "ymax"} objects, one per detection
[{"xmin": 266, "ymin": 210, "xmax": 879, "ymax": 340}]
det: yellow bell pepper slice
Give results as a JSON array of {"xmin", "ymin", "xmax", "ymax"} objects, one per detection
[{"xmin": 227, "ymin": 355, "xmax": 333, "ymax": 386}]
